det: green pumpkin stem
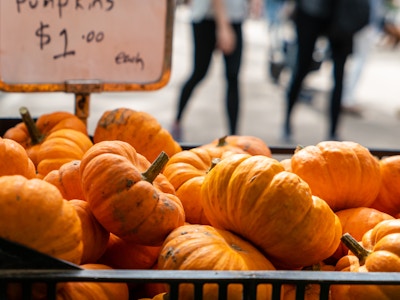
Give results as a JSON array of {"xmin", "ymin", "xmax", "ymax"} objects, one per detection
[
  {"xmin": 341, "ymin": 232, "xmax": 372, "ymax": 264},
  {"xmin": 19, "ymin": 106, "xmax": 44, "ymax": 145},
  {"xmin": 142, "ymin": 151, "xmax": 169, "ymax": 184}
]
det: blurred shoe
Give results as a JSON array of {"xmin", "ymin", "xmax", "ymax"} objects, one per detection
[
  {"xmin": 341, "ymin": 105, "xmax": 363, "ymax": 117},
  {"xmin": 171, "ymin": 122, "xmax": 182, "ymax": 142}
]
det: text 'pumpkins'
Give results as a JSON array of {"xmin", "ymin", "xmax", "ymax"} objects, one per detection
[
  {"xmin": 80, "ymin": 140, "xmax": 185, "ymax": 246},
  {"xmin": 93, "ymin": 108, "xmax": 182, "ymax": 163},
  {"xmin": 201, "ymin": 153, "xmax": 341, "ymax": 269}
]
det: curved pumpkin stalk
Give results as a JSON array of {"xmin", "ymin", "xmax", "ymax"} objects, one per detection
[
  {"xmin": 19, "ymin": 106, "xmax": 44, "ymax": 145},
  {"xmin": 341, "ymin": 232, "xmax": 372, "ymax": 265},
  {"xmin": 141, "ymin": 151, "xmax": 169, "ymax": 184}
]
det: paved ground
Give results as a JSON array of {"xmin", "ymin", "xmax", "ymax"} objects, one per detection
[{"xmin": 1, "ymin": 5, "xmax": 400, "ymax": 153}]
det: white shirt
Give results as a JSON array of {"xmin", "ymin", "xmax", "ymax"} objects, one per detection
[{"xmin": 190, "ymin": 0, "xmax": 249, "ymax": 23}]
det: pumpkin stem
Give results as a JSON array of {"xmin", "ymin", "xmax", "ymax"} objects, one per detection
[
  {"xmin": 142, "ymin": 151, "xmax": 169, "ymax": 184},
  {"xmin": 216, "ymin": 136, "xmax": 228, "ymax": 147},
  {"xmin": 19, "ymin": 106, "xmax": 44, "ymax": 145},
  {"xmin": 207, "ymin": 158, "xmax": 221, "ymax": 173},
  {"xmin": 341, "ymin": 232, "xmax": 372, "ymax": 264}
]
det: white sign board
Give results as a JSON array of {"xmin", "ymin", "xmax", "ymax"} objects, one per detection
[{"xmin": 0, "ymin": 0, "xmax": 173, "ymax": 91}]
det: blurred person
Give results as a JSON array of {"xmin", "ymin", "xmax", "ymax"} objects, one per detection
[
  {"xmin": 171, "ymin": 0, "xmax": 258, "ymax": 141},
  {"xmin": 342, "ymin": 0, "xmax": 387, "ymax": 117},
  {"xmin": 283, "ymin": 0, "xmax": 370, "ymax": 142}
]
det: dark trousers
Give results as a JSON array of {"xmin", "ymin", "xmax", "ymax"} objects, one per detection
[
  {"xmin": 175, "ymin": 20, "xmax": 243, "ymax": 135},
  {"xmin": 286, "ymin": 9, "xmax": 352, "ymax": 138}
]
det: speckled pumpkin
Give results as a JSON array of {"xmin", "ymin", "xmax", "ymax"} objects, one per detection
[
  {"xmin": 201, "ymin": 153, "xmax": 341, "ymax": 269},
  {"xmin": 80, "ymin": 140, "xmax": 185, "ymax": 246}
]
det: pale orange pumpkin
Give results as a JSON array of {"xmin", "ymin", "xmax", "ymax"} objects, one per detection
[
  {"xmin": 370, "ymin": 155, "xmax": 400, "ymax": 216},
  {"xmin": 0, "ymin": 175, "xmax": 83, "ymax": 264},
  {"xmin": 0, "ymin": 137, "xmax": 36, "ymax": 179},
  {"xmin": 290, "ymin": 141, "xmax": 381, "ymax": 211},
  {"xmin": 201, "ymin": 153, "xmax": 341, "ymax": 269},
  {"xmin": 158, "ymin": 224, "xmax": 275, "ymax": 300}
]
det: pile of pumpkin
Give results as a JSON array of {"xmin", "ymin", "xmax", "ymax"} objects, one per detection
[{"xmin": 1, "ymin": 106, "xmax": 400, "ymax": 300}]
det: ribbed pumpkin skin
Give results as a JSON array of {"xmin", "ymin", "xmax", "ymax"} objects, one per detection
[
  {"xmin": 290, "ymin": 141, "xmax": 381, "ymax": 212},
  {"xmin": 69, "ymin": 200, "xmax": 110, "ymax": 264},
  {"xmin": 370, "ymin": 155, "xmax": 400, "ymax": 216},
  {"xmin": 331, "ymin": 207, "xmax": 394, "ymax": 262},
  {"xmin": 158, "ymin": 224, "xmax": 275, "ymax": 300},
  {"xmin": 0, "ymin": 175, "xmax": 83, "ymax": 264},
  {"xmin": 332, "ymin": 219, "xmax": 400, "ymax": 299},
  {"xmin": 36, "ymin": 129, "xmax": 93, "ymax": 178},
  {"xmin": 4, "ymin": 111, "xmax": 88, "ymax": 166},
  {"xmin": 201, "ymin": 153, "xmax": 341, "ymax": 269},
  {"xmin": 200, "ymin": 135, "xmax": 272, "ymax": 157},
  {"xmin": 93, "ymin": 108, "xmax": 182, "ymax": 163},
  {"xmin": 43, "ymin": 160, "xmax": 85, "ymax": 200},
  {"xmin": 80, "ymin": 140, "xmax": 185, "ymax": 246},
  {"xmin": 163, "ymin": 147, "xmax": 245, "ymax": 225},
  {"xmin": 0, "ymin": 137, "xmax": 36, "ymax": 179},
  {"xmin": 56, "ymin": 264, "xmax": 129, "ymax": 300},
  {"xmin": 98, "ymin": 233, "xmax": 161, "ymax": 270}
]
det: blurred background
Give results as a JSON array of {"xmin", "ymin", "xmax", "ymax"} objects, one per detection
[{"xmin": 1, "ymin": 1, "xmax": 400, "ymax": 149}]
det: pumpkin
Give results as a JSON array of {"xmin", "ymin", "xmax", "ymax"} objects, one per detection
[
  {"xmin": 93, "ymin": 108, "xmax": 182, "ymax": 163},
  {"xmin": 80, "ymin": 140, "xmax": 185, "ymax": 246},
  {"xmin": 332, "ymin": 220, "xmax": 400, "ymax": 299},
  {"xmin": 163, "ymin": 147, "xmax": 245, "ymax": 225},
  {"xmin": 330, "ymin": 207, "xmax": 394, "ymax": 263},
  {"xmin": 3, "ymin": 108, "xmax": 88, "ymax": 166},
  {"xmin": 98, "ymin": 233, "xmax": 161, "ymax": 270},
  {"xmin": 43, "ymin": 160, "xmax": 85, "ymax": 200},
  {"xmin": 56, "ymin": 264, "xmax": 129, "ymax": 300},
  {"xmin": 69, "ymin": 200, "xmax": 110, "ymax": 264},
  {"xmin": 290, "ymin": 141, "xmax": 381, "ymax": 211},
  {"xmin": 370, "ymin": 155, "xmax": 400, "ymax": 216},
  {"xmin": 158, "ymin": 224, "xmax": 275, "ymax": 300},
  {"xmin": 201, "ymin": 153, "xmax": 341, "ymax": 269},
  {"xmin": 200, "ymin": 135, "xmax": 272, "ymax": 157},
  {"xmin": 0, "ymin": 175, "xmax": 83, "ymax": 264},
  {"xmin": 0, "ymin": 137, "xmax": 36, "ymax": 178},
  {"xmin": 36, "ymin": 129, "xmax": 93, "ymax": 178}
]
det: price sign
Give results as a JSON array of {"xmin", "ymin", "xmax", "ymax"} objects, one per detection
[{"xmin": 0, "ymin": 0, "xmax": 174, "ymax": 92}]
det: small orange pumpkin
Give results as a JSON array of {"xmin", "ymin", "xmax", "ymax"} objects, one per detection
[
  {"xmin": 36, "ymin": 129, "xmax": 93, "ymax": 178},
  {"xmin": 201, "ymin": 153, "xmax": 342, "ymax": 269},
  {"xmin": 332, "ymin": 220, "xmax": 400, "ymax": 299},
  {"xmin": 0, "ymin": 137, "xmax": 36, "ymax": 178},
  {"xmin": 4, "ymin": 108, "xmax": 88, "ymax": 166},
  {"xmin": 370, "ymin": 155, "xmax": 400, "ymax": 216},
  {"xmin": 200, "ymin": 135, "xmax": 272, "ymax": 157},
  {"xmin": 43, "ymin": 160, "xmax": 85, "ymax": 200},
  {"xmin": 330, "ymin": 207, "xmax": 394, "ymax": 263},
  {"xmin": 98, "ymin": 233, "xmax": 161, "ymax": 270},
  {"xmin": 69, "ymin": 200, "xmax": 110, "ymax": 264},
  {"xmin": 290, "ymin": 141, "xmax": 381, "ymax": 211},
  {"xmin": 0, "ymin": 175, "xmax": 83, "ymax": 264},
  {"xmin": 158, "ymin": 224, "xmax": 276, "ymax": 300},
  {"xmin": 80, "ymin": 140, "xmax": 185, "ymax": 246},
  {"xmin": 93, "ymin": 108, "xmax": 182, "ymax": 163},
  {"xmin": 56, "ymin": 264, "xmax": 129, "ymax": 300}
]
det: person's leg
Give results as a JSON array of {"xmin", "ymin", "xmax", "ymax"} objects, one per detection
[
  {"xmin": 329, "ymin": 47, "xmax": 349, "ymax": 139},
  {"xmin": 223, "ymin": 23, "xmax": 243, "ymax": 135},
  {"xmin": 284, "ymin": 11, "xmax": 320, "ymax": 139},
  {"xmin": 172, "ymin": 20, "xmax": 216, "ymax": 140}
]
